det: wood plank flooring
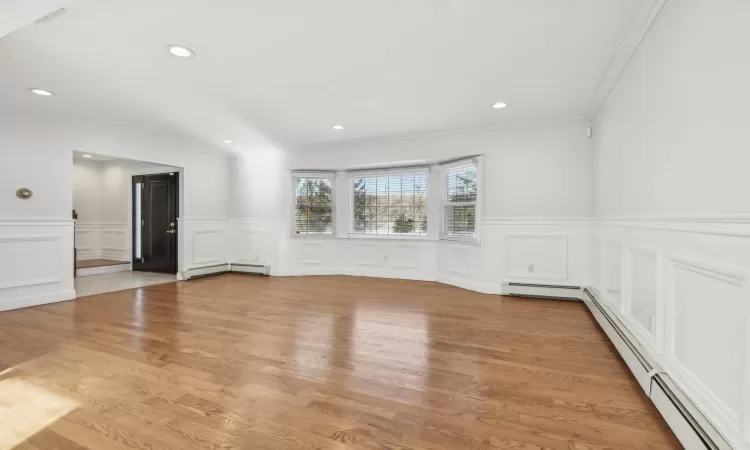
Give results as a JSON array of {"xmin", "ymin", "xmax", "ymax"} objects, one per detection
[{"xmin": 0, "ymin": 274, "xmax": 680, "ymax": 449}]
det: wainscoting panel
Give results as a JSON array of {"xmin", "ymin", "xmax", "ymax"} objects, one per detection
[
  {"xmin": 180, "ymin": 218, "xmax": 230, "ymax": 274},
  {"xmin": 101, "ymin": 227, "xmax": 128, "ymax": 260},
  {"xmin": 74, "ymin": 223, "xmax": 128, "ymax": 261},
  {"xmin": 74, "ymin": 227, "xmax": 98, "ymax": 259},
  {"xmin": 231, "ymin": 220, "xmax": 280, "ymax": 269},
  {"xmin": 191, "ymin": 230, "xmax": 224, "ymax": 265},
  {"xmin": 354, "ymin": 242, "xmax": 379, "ymax": 267},
  {"xmin": 0, "ymin": 220, "xmax": 75, "ymax": 311},
  {"xmin": 298, "ymin": 241, "xmax": 327, "ymax": 265},
  {"xmin": 666, "ymin": 256, "xmax": 746, "ymax": 437},
  {"xmin": 447, "ymin": 245, "xmax": 472, "ymax": 276},
  {"xmin": 605, "ymin": 241, "xmax": 623, "ymax": 309},
  {"xmin": 506, "ymin": 233, "xmax": 568, "ymax": 281},
  {"xmin": 629, "ymin": 248, "xmax": 659, "ymax": 345},
  {"xmin": 391, "ymin": 244, "xmax": 419, "ymax": 269},
  {"xmin": 594, "ymin": 214, "xmax": 750, "ymax": 450}
]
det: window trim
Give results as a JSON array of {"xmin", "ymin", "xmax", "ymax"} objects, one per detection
[
  {"xmin": 290, "ymin": 172, "xmax": 337, "ymax": 238},
  {"xmin": 439, "ymin": 157, "xmax": 481, "ymax": 244},
  {"xmin": 347, "ymin": 167, "xmax": 431, "ymax": 239}
]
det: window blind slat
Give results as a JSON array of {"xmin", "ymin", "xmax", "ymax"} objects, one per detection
[
  {"xmin": 293, "ymin": 177, "xmax": 334, "ymax": 235},
  {"xmin": 441, "ymin": 163, "xmax": 477, "ymax": 238},
  {"xmin": 351, "ymin": 172, "xmax": 428, "ymax": 236}
]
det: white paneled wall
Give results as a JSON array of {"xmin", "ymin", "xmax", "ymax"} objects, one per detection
[
  {"xmin": 593, "ymin": 215, "xmax": 750, "ymax": 449},
  {"xmin": 437, "ymin": 219, "xmax": 591, "ymax": 294},
  {"xmin": 228, "ymin": 218, "xmax": 591, "ymax": 293},
  {"xmin": 506, "ymin": 234, "xmax": 568, "ymax": 281},
  {"xmin": 181, "ymin": 219, "xmax": 230, "ymax": 272},
  {"xmin": 0, "ymin": 220, "xmax": 75, "ymax": 311},
  {"xmin": 74, "ymin": 223, "xmax": 129, "ymax": 261},
  {"xmin": 280, "ymin": 234, "xmax": 438, "ymax": 281},
  {"xmin": 230, "ymin": 220, "xmax": 280, "ymax": 269}
]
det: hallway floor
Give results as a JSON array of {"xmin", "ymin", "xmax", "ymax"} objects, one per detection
[{"xmin": 74, "ymin": 271, "xmax": 176, "ymax": 297}]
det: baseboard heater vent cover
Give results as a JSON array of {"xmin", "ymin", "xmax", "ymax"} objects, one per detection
[
  {"xmin": 230, "ymin": 263, "xmax": 270, "ymax": 276},
  {"xmin": 183, "ymin": 263, "xmax": 230, "ymax": 280},
  {"xmin": 582, "ymin": 288, "xmax": 732, "ymax": 450},
  {"xmin": 503, "ymin": 282, "xmax": 582, "ymax": 301},
  {"xmin": 183, "ymin": 263, "xmax": 271, "ymax": 280}
]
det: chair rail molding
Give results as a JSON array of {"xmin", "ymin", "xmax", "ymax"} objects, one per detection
[{"xmin": 596, "ymin": 213, "xmax": 750, "ymax": 237}]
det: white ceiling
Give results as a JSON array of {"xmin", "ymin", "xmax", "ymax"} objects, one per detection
[
  {"xmin": 0, "ymin": 0, "xmax": 68, "ymax": 39},
  {"xmin": 0, "ymin": 0, "xmax": 643, "ymax": 152}
]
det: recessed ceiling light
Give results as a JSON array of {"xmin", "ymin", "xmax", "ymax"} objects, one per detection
[
  {"xmin": 224, "ymin": 140, "xmax": 232, "ymax": 144},
  {"xmin": 492, "ymin": 102, "xmax": 508, "ymax": 109},
  {"xmin": 30, "ymin": 88, "xmax": 54, "ymax": 96},
  {"xmin": 82, "ymin": 154, "xmax": 92, "ymax": 158},
  {"xmin": 331, "ymin": 125, "xmax": 345, "ymax": 130},
  {"xmin": 167, "ymin": 45, "xmax": 195, "ymax": 58}
]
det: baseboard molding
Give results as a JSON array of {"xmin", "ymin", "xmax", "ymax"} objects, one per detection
[
  {"xmin": 76, "ymin": 263, "xmax": 131, "ymax": 277},
  {"xmin": 582, "ymin": 287, "xmax": 732, "ymax": 450},
  {"xmin": 0, "ymin": 289, "xmax": 76, "ymax": 312}
]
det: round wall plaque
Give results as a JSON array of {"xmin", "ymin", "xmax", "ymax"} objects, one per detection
[{"xmin": 16, "ymin": 188, "xmax": 33, "ymax": 200}]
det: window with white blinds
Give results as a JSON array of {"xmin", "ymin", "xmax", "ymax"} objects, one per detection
[
  {"xmin": 292, "ymin": 176, "xmax": 335, "ymax": 235},
  {"xmin": 440, "ymin": 160, "xmax": 478, "ymax": 240},
  {"xmin": 350, "ymin": 171, "xmax": 428, "ymax": 236}
]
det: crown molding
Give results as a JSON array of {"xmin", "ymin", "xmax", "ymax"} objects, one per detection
[
  {"xmin": 298, "ymin": 117, "xmax": 588, "ymax": 153},
  {"xmin": 588, "ymin": 0, "xmax": 670, "ymax": 119}
]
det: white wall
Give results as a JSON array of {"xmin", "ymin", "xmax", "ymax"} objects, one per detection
[
  {"xmin": 591, "ymin": 1, "xmax": 750, "ymax": 448},
  {"xmin": 73, "ymin": 159, "xmax": 104, "ymax": 223},
  {"xmin": 0, "ymin": 119, "xmax": 231, "ymax": 310},
  {"xmin": 0, "ymin": 122, "xmax": 75, "ymax": 311},
  {"xmin": 230, "ymin": 119, "xmax": 593, "ymax": 292}
]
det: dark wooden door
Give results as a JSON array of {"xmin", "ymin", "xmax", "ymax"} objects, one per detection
[{"xmin": 132, "ymin": 173, "xmax": 178, "ymax": 274}]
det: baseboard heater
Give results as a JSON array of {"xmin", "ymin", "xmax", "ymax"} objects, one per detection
[
  {"xmin": 582, "ymin": 288, "xmax": 731, "ymax": 450},
  {"xmin": 503, "ymin": 282, "xmax": 582, "ymax": 301},
  {"xmin": 182, "ymin": 263, "xmax": 270, "ymax": 280},
  {"xmin": 230, "ymin": 263, "xmax": 270, "ymax": 276}
]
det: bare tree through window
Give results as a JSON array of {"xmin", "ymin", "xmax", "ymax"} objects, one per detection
[{"xmin": 352, "ymin": 173, "xmax": 428, "ymax": 236}]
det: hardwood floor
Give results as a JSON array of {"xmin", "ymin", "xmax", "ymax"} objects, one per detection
[
  {"xmin": 77, "ymin": 259, "xmax": 130, "ymax": 269},
  {"xmin": 0, "ymin": 274, "xmax": 679, "ymax": 449}
]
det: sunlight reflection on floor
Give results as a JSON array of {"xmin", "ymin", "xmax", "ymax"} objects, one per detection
[{"xmin": 0, "ymin": 370, "xmax": 79, "ymax": 450}]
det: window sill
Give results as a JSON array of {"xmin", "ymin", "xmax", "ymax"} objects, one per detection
[
  {"xmin": 346, "ymin": 234, "xmax": 434, "ymax": 241},
  {"xmin": 289, "ymin": 233, "xmax": 338, "ymax": 239},
  {"xmin": 439, "ymin": 236, "xmax": 480, "ymax": 245}
]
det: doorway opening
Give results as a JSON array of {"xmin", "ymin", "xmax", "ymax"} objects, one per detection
[{"xmin": 72, "ymin": 150, "xmax": 183, "ymax": 297}]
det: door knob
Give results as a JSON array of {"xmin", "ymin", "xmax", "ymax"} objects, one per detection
[{"xmin": 167, "ymin": 229, "xmax": 176, "ymax": 234}]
